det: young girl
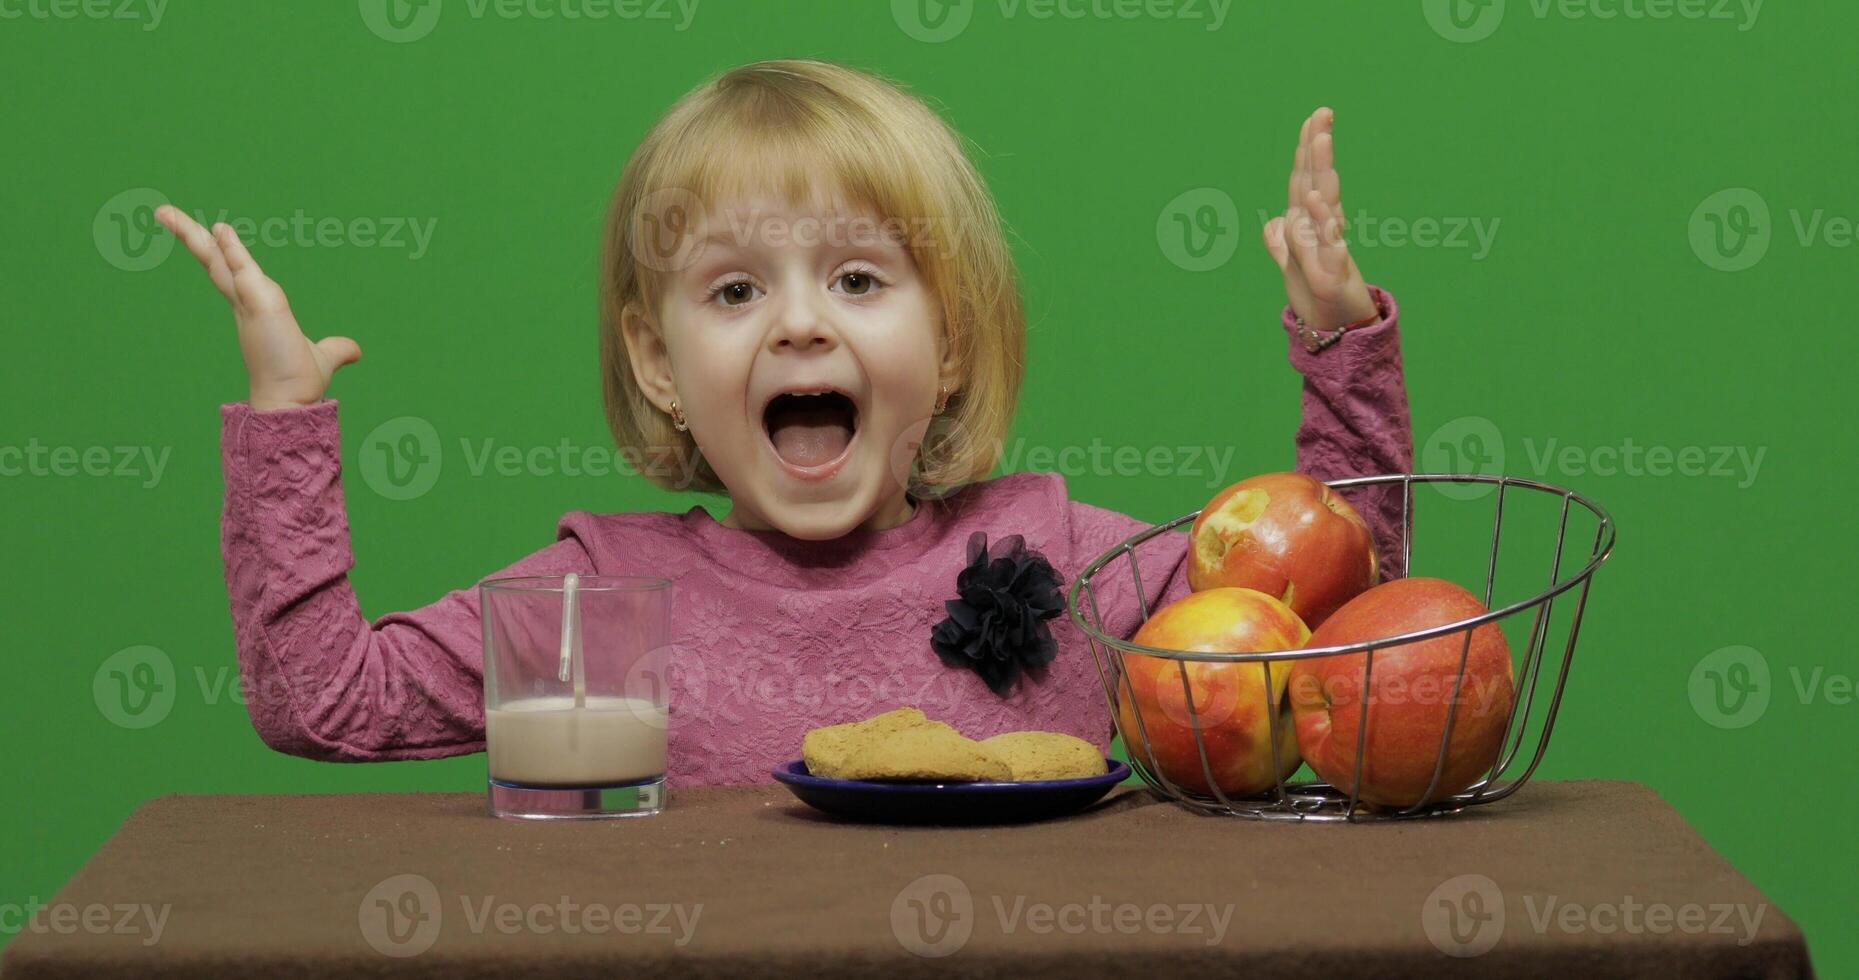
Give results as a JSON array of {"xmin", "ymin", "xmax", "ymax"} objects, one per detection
[{"xmin": 154, "ymin": 59, "xmax": 1411, "ymax": 786}]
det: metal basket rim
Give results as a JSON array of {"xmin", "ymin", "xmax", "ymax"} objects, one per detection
[{"xmin": 1066, "ymin": 473, "xmax": 1617, "ymax": 663}]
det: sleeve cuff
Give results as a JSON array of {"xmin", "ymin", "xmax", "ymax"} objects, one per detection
[
  {"xmin": 1280, "ymin": 285, "xmax": 1401, "ymax": 379},
  {"xmin": 220, "ymin": 399, "xmax": 342, "ymax": 467}
]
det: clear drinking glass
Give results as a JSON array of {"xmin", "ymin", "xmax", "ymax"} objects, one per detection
[{"xmin": 480, "ymin": 575, "xmax": 674, "ymax": 820}]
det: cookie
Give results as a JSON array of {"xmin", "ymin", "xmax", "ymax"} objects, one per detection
[
  {"xmin": 981, "ymin": 731, "xmax": 1107, "ymax": 781},
  {"xmin": 802, "ymin": 707, "xmax": 932, "ymax": 778},
  {"xmin": 834, "ymin": 724, "xmax": 1013, "ymax": 782}
]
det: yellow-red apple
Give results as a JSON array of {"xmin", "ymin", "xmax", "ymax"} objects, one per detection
[
  {"xmin": 1116, "ymin": 587, "xmax": 1308, "ymax": 797},
  {"xmin": 1286, "ymin": 577, "xmax": 1515, "ymax": 808},
  {"xmin": 1188, "ymin": 472, "xmax": 1378, "ymax": 629}
]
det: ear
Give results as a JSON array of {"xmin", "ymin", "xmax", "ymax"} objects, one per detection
[
  {"xmin": 936, "ymin": 324, "xmax": 967, "ymax": 397},
  {"xmin": 619, "ymin": 301, "xmax": 678, "ymax": 411}
]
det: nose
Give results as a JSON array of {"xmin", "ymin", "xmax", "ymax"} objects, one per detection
[{"xmin": 766, "ymin": 288, "xmax": 839, "ymax": 354}]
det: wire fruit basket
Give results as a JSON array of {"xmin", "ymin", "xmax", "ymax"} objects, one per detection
[{"xmin": 1068, "ymin": 474, "xmax": 1616, "ymax": 822}]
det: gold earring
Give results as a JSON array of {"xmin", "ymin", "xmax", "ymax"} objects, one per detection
[
  {"xmin": 669, "ymin": 400, "xmax": 688, "ymax": 432},
  {"xmin": 934, "ymin": 385, "xmax": 950, "ymax": 415}
]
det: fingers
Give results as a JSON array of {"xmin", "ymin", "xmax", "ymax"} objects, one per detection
[
  {"xmin": 1301, "ymin": 189, "xmax": 1351, "ymax": 281},
  {"xmin": 1282, "ymin": 204, "xmax": 1314, "ymax": 274},
  {"xmin": 153, "ymin": 206, "xmax": 291, "ymax": 318},
  {"xmin": 155, "ymin": 205, "xmax": 237, "ymax": 304},
  {"xmin": 1289, "ymin": 112, "xmax": 1313, "ymax": 211},
  {"xmin": 1283, "ymin": 192, "xmax": 1346, "ymax": 278},
  {"xmin": 1309, "ymin": 108, "xmax": 1344, "ymax": 220},
  {"xmin": 1288, "ymin": 108, "xmax": 1345, "ymax": 238},
  {"xmin": 1306, "ymin": 190, "xmax": 1343, "ymax": 247},
  {"xmin": 1262, "ymin": 216, "xmax": 1291, "ymax": 273},
  {"xmin": 214, "ymin": 224, "xmax": 291, "ymax": 316},
  {"xmin": 215, "ymin": 222, "xmax": 258, "ymax": 276}
]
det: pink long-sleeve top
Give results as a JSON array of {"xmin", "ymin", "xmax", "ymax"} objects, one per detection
[{"xmin": 219, "ymin": 287, "xmax": 1413, "ymax": 785}]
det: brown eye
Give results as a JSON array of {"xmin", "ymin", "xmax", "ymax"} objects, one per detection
[
  {"xmin": 840, "ymin": 271, "xmax": 873, "ymax": 295},
  {"xmin": 721, "ymin": 281, "xmax": 754, "ymax": 305}
]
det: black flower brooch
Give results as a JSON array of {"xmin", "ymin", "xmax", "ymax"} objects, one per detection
[{"xmin": 930, "ymin": 531, "xmax": 1066, "ymax": 696}]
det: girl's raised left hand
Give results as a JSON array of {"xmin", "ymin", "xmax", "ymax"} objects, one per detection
[{"xmin": 1262, "ymin": 108, "xmax": 1380, "ymax": 334}]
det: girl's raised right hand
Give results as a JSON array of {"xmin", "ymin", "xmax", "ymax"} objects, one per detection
[{"xmin": 154, "ymin": 205, "xmax": 361, "ymax": 411}]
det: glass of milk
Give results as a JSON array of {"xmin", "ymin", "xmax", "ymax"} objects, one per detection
[{"xmin": 480, "ymin": 575, "xmax": 674, "ymax": 820}]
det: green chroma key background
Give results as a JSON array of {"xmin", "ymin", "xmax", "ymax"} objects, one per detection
[{"xmin": 1, "ymin": 0, "xmax": 1850, "ymax": 969}]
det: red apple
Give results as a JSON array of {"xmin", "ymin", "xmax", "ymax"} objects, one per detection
[
  {"xmin": 1188, "ymin": 471, "xmax": 1378, "ymax": 629},
  {"xmin": 1116, "ymin": 588, "xmax": 1308, "ymax": 797},
  {"xmin": 1286, "ymin": 577, "xmax": 1515, "ymax": 808}
]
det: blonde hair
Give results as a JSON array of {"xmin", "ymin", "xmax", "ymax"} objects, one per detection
[{"xmin": 598, "ymin": 58, "xmax": 1024, "ymax": 496}]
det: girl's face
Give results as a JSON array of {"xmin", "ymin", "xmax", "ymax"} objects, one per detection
[{"xmin": 631, "ymin": 188, "xmax": 950, "ymax": 540}]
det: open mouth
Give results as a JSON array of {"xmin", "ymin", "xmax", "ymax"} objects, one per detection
[{"xmin": 762, "ymin": 389, "xmax": 860, "ymax": 475}]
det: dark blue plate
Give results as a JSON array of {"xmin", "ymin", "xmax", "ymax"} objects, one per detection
[{"xmin": 770, "ymin": 758, "xmax": 1130, "ymax": 824}]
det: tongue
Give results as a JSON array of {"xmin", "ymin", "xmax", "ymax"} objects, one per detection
[{"xmin": 768, "ymin": 405, "xmax": 853, "ymax": 468}]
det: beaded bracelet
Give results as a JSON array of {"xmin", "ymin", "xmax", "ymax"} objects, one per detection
[{"xmin": 1294, "ymin": 310, "xmax": 1383, "ymax": 353}]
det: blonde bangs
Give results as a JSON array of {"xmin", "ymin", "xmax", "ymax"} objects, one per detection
[{"xmin": 600, "ymin": 59, "xmax": 1024, "ymax": 497}]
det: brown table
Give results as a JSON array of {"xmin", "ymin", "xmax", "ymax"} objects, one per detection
[{"xmin": 0, "ymin": 780, "xmax": 1814, "ymax": 979}]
